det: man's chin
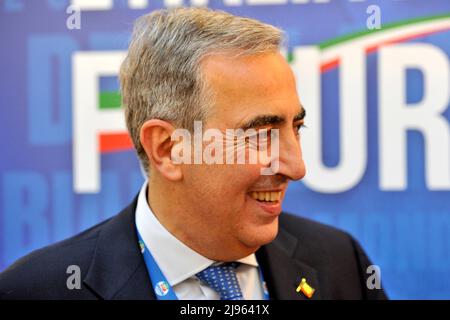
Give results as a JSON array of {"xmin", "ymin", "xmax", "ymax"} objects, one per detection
[{"xmin": 239, "ymin": 218, "xmax": 279, "ymax": 248}]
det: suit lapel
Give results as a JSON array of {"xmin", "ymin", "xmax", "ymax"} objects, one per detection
[
  {"xmin": 83, "ymin": 196, "xmax": 156, "ymax": 300},
  {"xmin": 256, "ymin": 227, "xmax": 321, "ymax": 300}
]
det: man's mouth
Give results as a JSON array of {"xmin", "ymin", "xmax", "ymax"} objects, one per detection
[
  {"xmin": 247, "ymin": 190, "xmax": 283, "ymax": 216},
  {"xmin": 249, "ymin": 191, "xmax": 282, "ymax": 203}
]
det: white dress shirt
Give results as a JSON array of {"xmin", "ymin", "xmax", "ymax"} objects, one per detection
[{"xmin": 135, "ymin": 182, "xmax": 265, "ymax": 300}]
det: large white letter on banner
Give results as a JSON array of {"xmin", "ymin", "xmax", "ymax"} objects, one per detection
[
  {"xmin": 292, "ymin": 46, "xmax": 367, "ymax": 193},
  {"xmin": 379, "ymin": 44, "xmax": 450, "ymax": 190},
  {"xmin": 72, "ymin": 51, "xmax": 126, "ymax": 193}
]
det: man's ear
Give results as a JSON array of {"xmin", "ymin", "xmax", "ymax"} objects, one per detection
[{"xmin": 140, "ymin": 119, "xmax": 182, "ymax": 181}]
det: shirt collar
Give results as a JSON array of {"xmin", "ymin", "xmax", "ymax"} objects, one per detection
[{"xmin": 135, "ymin": 182, "xmax": 258, "ymax": 286}]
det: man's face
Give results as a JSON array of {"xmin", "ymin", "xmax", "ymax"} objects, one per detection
[{"xmin": 180, "ymin": 52, "xmax": 306, "ymax": 254}]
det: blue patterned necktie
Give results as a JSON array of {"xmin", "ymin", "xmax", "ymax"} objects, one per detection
[{"xmin": 196, "ymin": 262, "xmax": 244, "ymax": 300}]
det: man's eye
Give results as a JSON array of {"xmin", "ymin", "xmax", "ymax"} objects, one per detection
[
  {"xmin": 244, "ymin": 129, "xmax": 271, "ymax": 150},
  {"xmin": 295, "ymin": 123, "xmax": 305, "ymax": 134}
]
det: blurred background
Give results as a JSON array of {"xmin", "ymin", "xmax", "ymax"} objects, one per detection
[{"xmin": 1, "ymin": 0, "xmax": 449, "ymax": 299}]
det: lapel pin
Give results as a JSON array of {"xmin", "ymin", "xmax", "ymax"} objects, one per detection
[{"xmin": 296, "ymin": 278, "xmax": 315, "ymax": 299}]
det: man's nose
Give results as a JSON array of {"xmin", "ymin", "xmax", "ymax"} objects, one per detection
[{"xmin": 275, "ymin": 131, "xmax": 306, "ymax": 181}]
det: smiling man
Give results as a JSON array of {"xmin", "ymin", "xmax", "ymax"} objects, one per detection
[{"xmin": 0, "ymin": 8, "xmax": 386, "ymax": 300}]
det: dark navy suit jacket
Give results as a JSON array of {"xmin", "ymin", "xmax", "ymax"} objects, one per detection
[{"xmin": 0, "ymin": 195, "xmax": 387, "ymax": 300}]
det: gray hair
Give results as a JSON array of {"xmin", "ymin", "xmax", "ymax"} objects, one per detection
[{"xmin": 119, "ymin": 7, "xmax": 284, "ymax": 175}]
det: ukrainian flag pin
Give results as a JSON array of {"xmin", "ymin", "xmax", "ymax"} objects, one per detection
[{"xmin": 296, "ymin": 278, "xmax": 315, "ymax": 299}]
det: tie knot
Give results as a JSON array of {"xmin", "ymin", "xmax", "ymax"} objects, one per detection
[{"xmin": 196, "ymin": 263, "xmax": 244, "ymax": 300}]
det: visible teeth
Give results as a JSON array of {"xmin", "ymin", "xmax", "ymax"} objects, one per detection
[
  {"xmin": 271, "ymin": 192, "xmax": 276, "ymax": 201},
  {"xmin": 249, "ymin": 191, "xmax": 281, "ymax": 202}
]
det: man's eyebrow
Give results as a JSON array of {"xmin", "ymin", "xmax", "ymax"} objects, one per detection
[
  {"xmin": 239, "ymin": 114, "xmax": 285, "ymax": 131},
  {"xmin": 238, "ymin": 106, "xmax": 305, "ymax": 130}
]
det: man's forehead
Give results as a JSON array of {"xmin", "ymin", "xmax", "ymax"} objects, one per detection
[
  {"xmin": 203, "ymin": 54, "xmax": 296, "ymax": 98},
  {"xmin": 200, "ymin": 51, "xmax": 302, "ymax": 129},
  {"xmin": 201, "ymin": 51, "xmax": 293, "ymax": 90}
]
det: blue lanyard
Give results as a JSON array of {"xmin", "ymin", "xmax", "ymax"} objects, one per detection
[{"xmin": 137, "ymin": 229, "xmax": 270, "ymax": 300}]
